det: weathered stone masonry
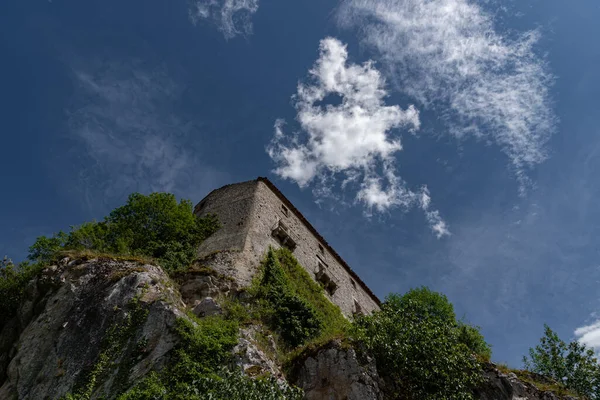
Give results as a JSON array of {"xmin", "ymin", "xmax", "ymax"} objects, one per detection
[{"xmin": 194, "ymin": 177, "xmax": 381, "ymax": 317}]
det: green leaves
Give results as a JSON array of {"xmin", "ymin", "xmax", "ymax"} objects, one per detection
[
  {"xmin": 28, "ymin": 231, "xmax": 68, "ymax": 264},
  {"xmin": 352, "ymin": 287, "xmax": 487, "ymax": 400},
  {"xmin": 119, "ymin": 368, "xmax": 303, "ymax": 400},
  {"xmin": 523, "ymin": 324, "xmax": 600, "ymax": 398},
  {"xmin": 26, "ymin": 192, "xmax": 220, "ymax": 272},
  {"xmin": 0, "ymin": 258, "xmax": 43, "ymax": 326},
  {"xmin": 172, "ymin": 317, "xmax": 239, "ymax": 375},
  {"xmin": 457, "ymin": 320, "xmax": 492, "ymax": 361},
  {"xmin": 119, "ymin": 315, "xmax": 303, "ymax": 400},
  {"xmin": 257, "ymin": 249, "xmax": 323, "ymax": 348}
]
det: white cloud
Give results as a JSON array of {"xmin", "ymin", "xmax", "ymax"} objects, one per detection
[
  {"xmin": 66, "ymin": 59, "xmax": 227, "ymax": 211},
  {"xmin": 268, "ymin": 37, "xmax": 448, "ymax": 237},
  {"xmin": 337, "ymin": 0, "xmax": 556, "ymax": 188},
  {"xmin": 419, "ymin": 186, "xmax": 451, "ymax": 238},
  {"xmin": 188, "ymin": 0, "xmax": 259, "ymax": 39},
  {"xmin": 575, "ymin": 319, "xmax": 600, "ymax": 349}
]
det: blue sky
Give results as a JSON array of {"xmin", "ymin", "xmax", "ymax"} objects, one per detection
[{"xmin": 1, "ymin": 0, "xmax": 599, "ymax": 366}]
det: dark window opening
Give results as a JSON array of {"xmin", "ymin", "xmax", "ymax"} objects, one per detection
[
  {"xmin": 281, "ymin": 204, "xmax": 289, "ymax": 216},
  {"xmin": 318, "ymin": 243, "xmax": 325, "ymax": 255},
  {"xmin": 351, "ymin": 279, "xmax": 357, "ymax": 289}
]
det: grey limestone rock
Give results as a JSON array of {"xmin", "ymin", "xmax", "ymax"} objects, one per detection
[
  {"xmin": 0, "ymin": 257, "xmax": 185, "ymax": 400},
  {"xmin": 475, "ymin": 362, "xmax": 580, "ymax": 400},
  {"xmin": 192, "ymin": 296, "xmax": 222, "ymax": 317},
  {"xmin": 291, "ymin": 340, "xmax": 384, "ymax": 400},
  {"xmin": 232, "ymin": 325, "xmax": 283, "ymax": 379}
]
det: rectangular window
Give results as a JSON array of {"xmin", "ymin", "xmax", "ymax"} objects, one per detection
[
  {"xmin": 281, "ymin": 204, "xmax": 289, "ymax": 216},
  {"xmin": 318, "ymin": 243, "xmax": 325, "ymax": 255},
  {"xmin": 351, "ymin": 279, "xmax": 357, "ymax": 289}
]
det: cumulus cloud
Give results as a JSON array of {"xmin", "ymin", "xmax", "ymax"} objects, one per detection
[
  {"xmin": 337, "ymin": 0, "xmax": 556, "ymax": 188},
  {"xmin": 268, "ymin": 37, "xmax": 448, "ymax": 237},
  {"xmin": 188, "ymin": 0, "xmax": 259, "ymax": 39},
  {"xmin": 575, "ymin": 319, "xmax": 600, "ymax": 349},
  {"xmin": 66, "ymin": 59, "xmax": 226, "ymax": 211}
]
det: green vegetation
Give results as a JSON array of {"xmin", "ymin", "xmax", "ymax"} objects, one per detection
[
  {"xmin": 118, "ymin": 315, "xmax": 302, "ymax": 400},
  {"xmin": 27, "ymin": 192, "xmax": 219, "ymax": 272},
  {"xmin": 457, "ymin": 320, "xmax": 492, "ymax": 361},
  {"xmin": 252, "ymin": 249, "xmax": 322, "ymax": 347},
  {"xmin": 523, "ymin": 324, "xmax": 600, "ymax": 398},
  {"xmin": 237, "ymin": 248, "xmax": 348, "ymax": 352},
  {"xmin": 9, "ymin": 190, "xmax": 591, "ymax": 399},
  {"xmin": 351, "ymin": 287, "xmax": 489, "ymax": 400},
  {"xmin": 0, "ymin": 257, "xmax": 43, "ymax": 327}
]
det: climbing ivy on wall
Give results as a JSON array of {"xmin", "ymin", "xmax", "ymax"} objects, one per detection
[{"xmin": 241, "ymin": 247, "xmax": 349, "ymax": 351}]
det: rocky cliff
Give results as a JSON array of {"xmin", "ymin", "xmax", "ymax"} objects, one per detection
[{"xmin": 0, "ymin": 256, "xmax": 580, "ymax": 400}]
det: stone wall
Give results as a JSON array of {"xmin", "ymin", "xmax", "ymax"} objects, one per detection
[
  {"xmin": 194, "ymin": 178, "xmax": 380, "ymax": 317},
  {"xmin": 247, "ymin": 180, "xmax": 380, "ymax": 316},
  {"xmin": 194, "ymin": 181, "xmax": 260, "ymax": 285}
]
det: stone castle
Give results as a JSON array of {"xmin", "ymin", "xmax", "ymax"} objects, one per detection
[{"xmin": 193, "ymin": 177, "xmax": 381, "ymax": 317}]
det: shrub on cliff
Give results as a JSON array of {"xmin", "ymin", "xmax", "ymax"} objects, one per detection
[
  {"xmin": 352, "ymin": 287, "xmax": 487, "ymax": 400},
  {"xmin": 27, "ymin": 192, "xmax": 219, "ymax": 272},
  {"xmin": 523, "ymin": 324, "xmax": 600, "ymax": 398},
  {"xmin": 118, "ymin": 315, "xmax": 303, "ymax": 400},
  {"xmin": 0, "ymin": 257, "xmax": 43, "ymax": 326}
]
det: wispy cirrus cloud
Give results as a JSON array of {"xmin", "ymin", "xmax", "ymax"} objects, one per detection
[
  {"xmin": 337, "ymin": 0, "xmax": 556, "ymax": 189},
  {"xmin": 66, "ymin": 59, "xmax": 227, "ymax": 211},
  {"xmin": 188, "ymin": 0, "xmax": 259, "ymax": 39},
  {"xmin": 268, "ymin": 37, "xmax": 448, "ymax": 237}
]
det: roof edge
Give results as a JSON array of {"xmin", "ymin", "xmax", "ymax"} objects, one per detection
[{"xmin": 256, "ymin": 177, "xmax": 381, "ymax": 306}]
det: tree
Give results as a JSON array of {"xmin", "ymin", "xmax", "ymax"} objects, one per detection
[
  {"xmin": 27, "ymin": 192, "xmax": 220, "ymax": 272},
  {"xmin": 103, "ymin": 193, "xmax": 219, "ymax": 270},
  {"xmin": 523, "ymin": 324, "xmax": 600, "ymax": 398},
  {"xmin": 457, "ymin": 320, "xmax": 492, "ymax": 361},
  {"xmin": 28, "ymin": 231, "xmax": 68, "ymax": 264},
  {"xmin": 0, "ymin": 258, "xmax": 43, "ymax": 325},
  {"xmin": 352, "ymin": 287, "xmax": 486, "ymax": 400}
]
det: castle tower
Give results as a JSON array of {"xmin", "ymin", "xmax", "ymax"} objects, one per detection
[{"xmin": 193, "ymin": 177, "xmax": 380, "ymax": 317}]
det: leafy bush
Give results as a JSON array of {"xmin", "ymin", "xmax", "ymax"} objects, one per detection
[
  {"xmin": 169, "ymin": 316, "xmax": 239, "ymax": 379},
  {"xmin": 119, "ymin": 315, "xmax": 302, "ymax": 400},
  {"xmin": 28, "ymin": 233, "xmax": 68, "ymax": 265},
  {"xmin": 352, "ymin": 287, "xmax": 486, "ymax": 400},
  {"xmin": 457, "ymin": 320, "xmax": 492, "ymax": 361},
  {"xmin": 523, "ymin": 324, "xmax": 600, "ymax": 398},
  {"xmin": 28, "ymin": 193, "xmax": 219, "ymax": 272},
  {"xmin": 0, "ymin": 257, "xmax": 43, "ymax": 326},
  {"xmin": 119, "ymin": 368, "xmax": 303, "ymax": 400}
]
